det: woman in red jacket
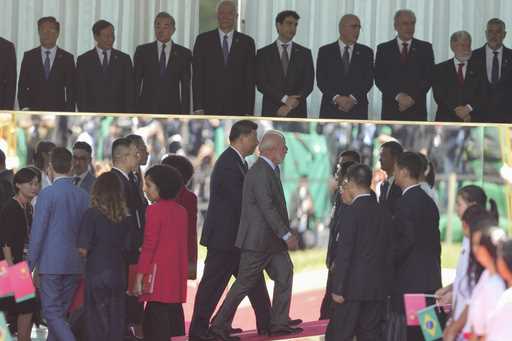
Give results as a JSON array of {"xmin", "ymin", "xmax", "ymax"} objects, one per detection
[{"xmin": 134, "ymin": 165, "xmax": 188, "ymax": 341}]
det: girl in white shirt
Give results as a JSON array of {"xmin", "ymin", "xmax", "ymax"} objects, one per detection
[{"xmin": 467, "ymin": 227, "xmax": 507, "ymax": 340}]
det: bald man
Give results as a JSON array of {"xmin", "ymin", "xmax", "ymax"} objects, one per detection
[{"xmin": 317, "ymin": 14, "xmax": 374, "ymax": 120}]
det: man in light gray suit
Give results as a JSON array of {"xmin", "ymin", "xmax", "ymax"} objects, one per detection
[
  {"xmin": 72, "ymin": 141, "xmax": 96, "ymax": 193},
  {"xmin": 210, "ymin": 131, "xmax": 303, "ymax": 341}
]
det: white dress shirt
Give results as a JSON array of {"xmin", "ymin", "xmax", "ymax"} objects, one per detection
[
  {"xmin": 485, "ymin": 44, "xmax": 504, "ymax": 83},
  {"xmin": 453, "ymin": 58, "xmax": 468, "ymax": 79},
  {"xmin": 401, "ymin": 183, "xmax": 420, "ymax": 196},
  {"xmin": 41, "ymin": 46, "xmax": 57, "ymax": 69},
  {"xmin": 277, "ymin": 40, "xmax": 294, "ymax": 104},
  {"xmin": 218, "ymin": 29, "xmax": 234, "ymax": 52},
  {"xmin": 332, "ymin": 41, "xmax": 358, "ymax": 105},
  {"xmin": 157, "ymin": 40, "xmax": 172, "ymax": 66},
  {"xmin": 96, "ymin": 47, "xmax": 112, "ymax": 64},
  {"xmin": 396, "ymin": 37, "xmax": 412, "ymax": 53}
]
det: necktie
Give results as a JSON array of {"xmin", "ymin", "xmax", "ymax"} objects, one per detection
[
  {"xmin": 222, "ymin": 34, "xmax": 229, "ymax": 65},
  {"xmin": 457, "ymin": 63, "xmax": 465, "ymax": 87},
  {"xmin": 281, "ymin": 44, "xmax": 289, "ymax": 76},
  {"xmin": 160, "ymin": 43, "xmax": 167, "ymax": 77},
  {"xmin": 342, "ymin": 45, "xmax": 350, "ymax": 74},
  {"xmin": 380, "ymin": 180, "xmax": 389, "ymax": 202},
  {"xmin": 73, "ymin": 176, "xmax": 81, "ymax": 186},
  {"xmin": 102, "ymin": 50, "xmax": 109, "ymax": 73},
  {"xmin": 491, "ymin": 51, "xmax": 499, "ymax": 84},
  {"xmin": 275, "ymin": 165, "xmax": 281, "ymax": 178},
  {"xmin": 400, "ymin": 42, "xmax": 409, "ymax": 64},
  {"xmin": 242, "ymin": 160, "xmax": 249, "ymax": 173},
  {"xmin": 43, "ymin": 50, "xmax": 51, "ymax": 80}
]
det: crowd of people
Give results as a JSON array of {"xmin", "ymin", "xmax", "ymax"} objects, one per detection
[{"xmin": 0, "ymin": 1, "xmax": 511, "ymax": 122}]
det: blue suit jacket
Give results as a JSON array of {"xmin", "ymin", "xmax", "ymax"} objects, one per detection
[
  {"xmin": 29, "ymin": 177, "xmax": 90, "ymax": 274},
  {"xmin": 79, "ymin": 171, "xmax": 96, "ymax": 194}
]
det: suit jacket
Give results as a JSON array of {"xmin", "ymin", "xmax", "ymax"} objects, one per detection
[
  {"xmin": 378, "ymin": 179, "xmax": 402, "ymax": 217},
  {"xmin": 433, "ymin": 58, "xmax": 487, "ymax": 122},
  {"xmin": 317, "ymin": 41, "xmax": 374, "ymax": 119},
  {"xmin": 470, "ymin": 45, "xmax": 512, "ymax": 123},
  {"xmin": 257, "ymin": 42, "xmax": 314, "ymax": 118},
  {"xmin": 325, "ymin": 195, "xmax": 346, "ymax": 268},
  {"xmin": 200, "ymin": 147, "xmax": 247, "ymax": 251},
  {"xmin": 137, "ymin": 200, "xmax": 188, "ymax": 303},
  {"xmin": 193, "ymin": 29, "xmax": 255, "ymax": 115},
  {"xmin": 375, "ymin": 38, "xmax": 435, "ymax": 121},
  {"xmin": 332, "ymin": 195, "xmax": 393, "ymax": 300},
  {"xmin": 28, "ymin": 177, "xmax": 90, "ymax": 274},
  {"xmin": 235, "ymin": 158, "xmax": 292, "ymax": 253},
  {"xmin": 0, "ymin": 37, "xmax": 16, "ymax": 110},
  {"xmin": 392, "ymin": 185, "xmax": 441, "ymax": 313},
  {"xmin": 134, "ymin": 41, "xmax": 192, "ymax": 114},
  {"xmin": 18, "ymin": 47, "xmax": 75, "ymax": 111},
  {"xmin": 76, "ymin": 48, "xmax": 135, "ymax": 113},
  {"xmin": 79, "ymin": 171, "xmax": 96, "ymax": 194}
]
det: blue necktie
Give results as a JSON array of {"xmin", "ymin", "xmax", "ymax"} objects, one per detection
[
  {"xmin": 43, "ymin": 51, "xmax": 51, "ymax": 80},
  {"xmin": 160, "ymin": 43, "xmax": 167, "ymax": 77},
  {"xmin": 223, "ymin": 34, "xmax": 229, "ymax": 65},
  {"xmin": 102, "ymin": 50, "xmax": 109, "ymax": 73}
]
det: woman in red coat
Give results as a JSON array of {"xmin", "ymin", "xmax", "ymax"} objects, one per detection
[{"xmin": 134, "ymin": 165, "xmax": 188, "ymax": 341}]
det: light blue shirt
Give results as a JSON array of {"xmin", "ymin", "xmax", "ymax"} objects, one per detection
[
  {"xmin": 41, "ymin": 46, "xmax": 57, "ymax": 69},
  {"xmin": 218, "ymin": 29, "xmax": 234, "ymax": 52},
  {"xmin": 96, "ymin": 47, "xmax": 112, "ymax": 64}
]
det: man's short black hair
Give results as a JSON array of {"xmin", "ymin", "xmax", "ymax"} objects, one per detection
[
  {"xmin": 112, "ymin": 137, "xmax": 134, "ymax": 160},
  {"xmin": 275, "ymin": 10, "xmax": 300, "ymax": 25},
  {"xmin": 346, "ymin": 164, "xmax": 372, "ymax": 188},
  {"xmin": 381, "ymin": 141, "xmax": 403, "ymax": 158},
  {"xmin": 339, "ymin": 150, "xmax": 361, "ymax": 163},
  {"xmin": 50, "ymin": 147, "xmax": 72, "ymax": 174},
  {"xmin": 396, "ymin": 151, "xmax": 423, "ymax": 180},
  {"xmin": 145, "ymin": 165, "xmax": 184, "ymax": 200},
  {"xmin": 38, "ymin": 16, "xmax": 60, "ymax": 31},
  {"xmin": 229, "ymin": 120, "xmax": 258, "ymax": 142},
  {"xmin": 92, "ymin": 20, "xmax": 114, "ymax": 36},
  {"xmin": 162, "ymin": 154, "xmax": 194, "ymax": 184},
  {"xmin": 0, "ymin": 149, "xmax": 5, "ymax": 166},
  {"xmin": 73, "ymin": 141, "xmax": 92, "ymax": 155},
  {"xmin": 154, "ymin": 11, "xmax": 176, "ymax": 27}
]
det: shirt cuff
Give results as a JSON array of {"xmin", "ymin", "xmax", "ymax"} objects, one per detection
[
  {"xmin": 282, "ymin": 232, "xmax": 292, "ymax": 241},
  {"xmin": 395, "ymin": 93, "xmax": 404, "ymax": 101},
  {"xmin": 281, "ymin": 95, "xmax": 289, "ymax": 104},
  {"xmin": 332, "ymin": 94, "xmax": 340, "ymax": 104},
  {"xmin": 465, "ymin": 104, "xmax": 473, "ymax": 112},
  {"xmin": 349, "ymin": 95, "xmax": 358, "ymax": 104}
]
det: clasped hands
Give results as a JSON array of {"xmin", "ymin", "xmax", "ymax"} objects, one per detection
[
  {"xmin": 454, "ymin": 105, "xmax": 472, "ymax": 122},
  {"xmin": 277, "ymin": 95, "xmax": 301, "ymax": 117},
  {"xmin": 335, "ymin": 95, "xmax": 357, "ymax": 112},
  {"xmin": 396, "ymin": 93, "xmax": 415, "ymax": 112}
]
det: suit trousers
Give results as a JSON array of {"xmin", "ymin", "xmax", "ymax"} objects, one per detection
[
  {"xmin": 39, "ymin": 274, "xmax": 81, "ymax": 341},
  {"xmin": 319, "ymin": 268, "xmax": 336, "ymax": 320},
  {"xmin": 211, "ymin": 250, "xmax": 293, "ymax": 330},
  {"xmin": 85, "ymin": 283, "xmax": 125, "ymax": 341},
  {"xmin": 189, "ymin": 248, "xmax": 271, "ymax": 336},
  {"xmin": 143, "ymin": 302, "xmax": 184, "ymax": 341},
  {"xmin": 325, "ymin": 300, "xmax": 385, "ymax": 341}
]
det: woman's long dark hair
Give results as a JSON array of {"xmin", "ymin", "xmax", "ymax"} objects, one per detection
[{"xmin": 458, "ymin": 185, "xmax": 499, "ymax": 222}]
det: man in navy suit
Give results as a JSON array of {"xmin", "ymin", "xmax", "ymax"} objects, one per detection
[
  {"xmin": 71, "ymin": 141, "xmax": 96, "ymax": 194},
  {"xmin": 375, "ymin": 9, "xmax": 435, "ymax": 121},
  {"xmin": 18, "ymin": 17, "xmax": 75, "ymax": 112},
  {"xmin": 134, "ymin": 12, "xmax": 192, "ymax": 114},
  {"xmin": 76, "ymin": 20, "xmax": 135, "ymax": 113},
  {"xmin": 317, "ymin": 14, "xmax": 374, "ymax": 120},
  {"xmin": 193, "ymin": 0, "xmax": 256, "ymax": 116},
  {"xmin": 0, "ymin": 37, "xmax": 16, "ymax": 110},
  {"xmin": 29, "ymin": 147, "xmax": 89, "ymax": 341},
  {"xmin": 256, "ymin": 10, "xmax": 314, "ymax": 118}
]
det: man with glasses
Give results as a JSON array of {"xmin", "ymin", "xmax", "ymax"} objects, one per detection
[{"xmin": 71, "ymin": 141, "xmax": 96, "ymax": 194}]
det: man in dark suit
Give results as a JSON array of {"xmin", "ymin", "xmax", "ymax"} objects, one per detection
[
  {"xmin": 71, "ymin": 141, "xmax": 96, "ymax": 194},
  {"xmin": 77, "ymin": 20, "xmax": 134, "ymax": 113},
  {"xmin": 0, "ymin": 149, "xmax": 14, "ymax": 211},
  {"xmin": 210, "ymin": 131, "xmax": 302, "ymax": 341},
  {"xmin": 0, "ymin": 37, "xmax": 16, "ymax": 110},
  {"xmin": 433, "ymin": 31, "xmax": 487, "ymax": 122},
  {"xmin": 391, "ymin": 152, "xmax": 441, "ymax": 341},
  {"xmin": 134, "ymin": 12, "xmax": 191, "ymax": 114},
  {"xmin": 470, "ymin": 18, "xmax": 512, "ymax": 123},
  {"xmin": 325, "ymin": 164, "xmax": 392, "ymax": 341},
  {"xmin": 317, "ymin": 14, "xmax": 374, "ymax": 120},
  {"xmin": 190, "ymin": 120, "xmax": 271, "ymax": 341},
  {"xmin": 375, "ymin": 9, "xmax": 435, "ymax": 121},
  {"xmin": 193, "ymin": 0, "xmax": 255, "ymax": 116},
  {"xmin": 18, "ymin": 17, "xmax": 75, "ymax": 112},
  {"xmin": 378, "ymin": 141, "xmax": 403, "ymax": 217},
  {"xmin": 257, "ymin": 10, "xmax": 314, "ymax": 118}
]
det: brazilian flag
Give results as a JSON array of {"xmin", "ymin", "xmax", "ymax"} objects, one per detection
[{"xmin": 418, "ymin": 305, "xmax": 442, "ymax": 341}]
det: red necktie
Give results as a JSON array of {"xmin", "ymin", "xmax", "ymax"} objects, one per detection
[
  {"xmin": 457, "ymin": 63, "xmax": 465, "ymax": 87},
  {"xmin": 400, "ymin": 42, "xmax": 409, "ymax": 64}
]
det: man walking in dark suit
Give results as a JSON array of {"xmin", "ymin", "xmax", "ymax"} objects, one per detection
[
  {"xmin": 257, "ymin": 10, "xmax": 314, "ymax": 118},
  {"xmin": 71, "ymin": 141, "xmax": 96, "ymax": 194},
  {"xmin": 375, "ymin": 9, "xmax": 435, "ymax": 121},
  {"xmin": 134, "ymin": 12, "xmax": 192, "ymax": 114},
  {"xmin": 390, "ymin": 152, "xmax": 441, "ymax": 341},
  {"xmin": 378, "ymin": 141, "xmax": 403, "ymax": 217},
  {"xmin": 433, "ymin": 31, "xmax": 487, "ymax": 123},
  {"xmin": 193, "ymin": 0, "xmax": 255, "ymax": 116},
  {"xmin": 470, "ymin": 18, "xmax": 512, "ymax": 123},
  {"xmin": 0, "ymin": 37, "xmax": 16, "ymax": 110},
  {"xmin": 325, "ymin": 164, "xmax": 393, "ymax": 341},
  {"xmin": 210, "ymin": 131, "xmax": 302, "ymax": 341},
  {"xmin": 189, "ymin": 120, "xmax": 271, "ymax": 341},
  {"xmin": 317, "ymin": 14, "xmax": 374, "ymax": 120},
  {"xmin": 77, "ymin": 20, "xmax": 134, "ymax": 113},
  {"xmin": 18, "ymin": 17, "xmax": 75, "ymax": 112}
]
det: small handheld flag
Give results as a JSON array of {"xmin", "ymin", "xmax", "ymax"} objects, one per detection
[{"xmin": 418, "ymin": 305, "xmax": 443, "ymax": 341}]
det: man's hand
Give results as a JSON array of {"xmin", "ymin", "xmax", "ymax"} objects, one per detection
[
  {"xmin": 331, "ymin": 293, "xmax": 345, "ymax": 304},
  {"xmin": 193, "ymin": 109, "xmax": 205, "ymax": 115},
  {"xmin": 285, "ymin": 95, "xmax": 301, "ymax": 109},
  {"xmin": 397, "ymin": 94, "xmax": 415, "ymax": 112},
  {"xmin": 286, "ymin": 234, "xmax": 299, "ymax": 250},
  {"xmin": 276, "ymin": 105, "xmax": 291, "ymax": 117},
  {"xmin": 335, "ymin": 96, "xmax": 356, "ymax": 112},
  {"xmin": 454, "ymin": 106, "xmax": 471, "ymax": 121}
]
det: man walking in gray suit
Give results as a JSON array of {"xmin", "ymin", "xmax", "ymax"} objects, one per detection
[{"xmin": 210, "ymin": 131, "xmax": 303, "ymax": 341}]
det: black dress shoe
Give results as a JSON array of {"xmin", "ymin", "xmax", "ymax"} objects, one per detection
[
  {"xmin": 257, "ymin": 327, "xmax": 270, "ymax": 336},
  {"xmin": 288, "ymin": 318, "xmax": 303, "ymax": 326},
  {"xmin": 269, "ymin": 326, "xmax": 304, "ymax": 336},
  {"xmin": 188, "ymin": 333, "xmax": 216, "ymax": 341},
  {"xmin": 228, "ymin": 327, "xmax": 243, "ymax": 334},
  {"xmin": 209, "ymin": 327, "xmax": 241, "ymax": 341}
]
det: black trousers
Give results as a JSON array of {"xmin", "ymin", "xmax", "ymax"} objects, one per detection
[
  {"xmin": 143, "ymin": 302, "xmax": 184, "ymax": 341},
  {"xmin": 85, "ymin": 283, "xmax": 125, "ymax": 341},
  {"xmin": 319, "ymin": 269, "xmax": 335, "ymax": 320},
  {"xmin": 325, "ymin": 300, "xmax": 384, "ymax": 341},
  {"xmin": 188, "ymin": 248, "xmax": 271, "ymax": 336}
]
